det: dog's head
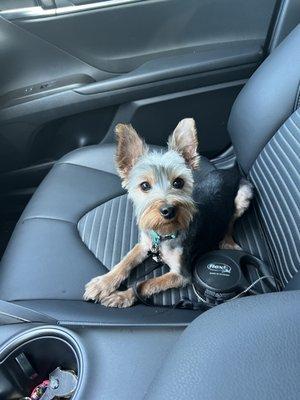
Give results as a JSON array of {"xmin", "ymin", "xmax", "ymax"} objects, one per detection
[{"xmin": 115, "ymin": 118, "xmax": 199, "ymax": 235}]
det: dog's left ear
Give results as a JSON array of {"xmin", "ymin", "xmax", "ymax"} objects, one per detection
[
  {"xmin": 115, "ymin": 123, "xmax": 147, "ymax": 183},
  {"xmin": 168, "ymin": 118, "xmax": 199, "ymax": 169}
]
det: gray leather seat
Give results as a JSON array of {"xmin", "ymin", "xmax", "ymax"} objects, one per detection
[
  {"xmin": 228, "ymin": 25, "xmax": 300, "ymax": 288},
  {"xmin": 0, "ymin": 141, "xmax": 216, "ymax": 316},
  {"xmin": 0, "ymin": 25, "xmax": 299, "ymax": 324},
  {"xmin": 145, "ymin": 291, "xmax": 300, "ymax": 400},
  {"xmin": 0, "ymin": 144, "xmax": 124, "ymax": 302},
  {"xmin": 144, "ymin": 26, "xmax": 300, "ymax": 400}
]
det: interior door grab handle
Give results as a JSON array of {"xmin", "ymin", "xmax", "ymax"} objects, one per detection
[
  {"xmin": 0, "ymin": 74, "xmax": 95, "ymax": 108},
  {"xmin": 0, "ymin": 0, "xmax": 144, "ymax": 20}
]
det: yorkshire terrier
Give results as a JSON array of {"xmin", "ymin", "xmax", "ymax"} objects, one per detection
[{"xmin": 84, "ymin": 118, "xmax": 253, "ymax": 307}]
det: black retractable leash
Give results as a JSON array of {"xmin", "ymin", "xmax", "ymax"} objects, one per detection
[
  {"xmin": 190, "ymin": 250, "xmax": 279, "ymax": 309},
  {"xmin": 130, "ymin": 249, "xmax": 279, "ymax": 310}
]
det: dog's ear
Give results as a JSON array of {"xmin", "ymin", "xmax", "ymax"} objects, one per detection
[
  {"xmin": 115, "ymin": 123, "xmax": 147, "ymax": 182},
  {"xmin": 168, "ymin": 118, "xmax": 199, "ymax": 169}
]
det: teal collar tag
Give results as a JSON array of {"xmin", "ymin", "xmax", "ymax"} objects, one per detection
[
  {"xmin": 148, "ymin": 230, "xmax": 178, "ymax": 262},
  {"xmin": 149, "ymin": 230, "xmax": 178, "ymax": 247}
]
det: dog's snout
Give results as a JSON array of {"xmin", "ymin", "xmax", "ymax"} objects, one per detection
[{"xmin": 160, "ymin": 205, "xmax": 176, "ymax": 219}]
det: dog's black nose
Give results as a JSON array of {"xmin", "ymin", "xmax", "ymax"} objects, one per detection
[{"xmin": 160, "ymin": 205, "xmax": 176, "ymax": 220}]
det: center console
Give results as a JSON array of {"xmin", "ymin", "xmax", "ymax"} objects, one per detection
[{"xmin": 0, "ymin": 318, "xmax": 184, "ymax": 399}]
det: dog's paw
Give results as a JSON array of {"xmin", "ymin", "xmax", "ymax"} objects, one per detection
[
  {"xmin": 219, "ymin": 239, "xmax": 242, "ymax": 251},
  {"xmin": 235, "ymin": 179, "xmax": 254, "ymax": 218},
  {"xmin": 83, "ymin": 274, "xmax": 119, "ymax": 302},
  {"xmin": 101, "ymin": 289, "xmax": 136, "ymax": 308}
]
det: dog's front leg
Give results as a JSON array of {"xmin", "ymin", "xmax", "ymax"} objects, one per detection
[
  {"xmin": 138, "ymin": 246, "xmax": 189, "ymax": 298},
  {"xmin": 139, "ymin": 272, "xmax": 188, "ymax": 297},
  {"xmin": 102, "ymin": 272, "xmax": 187, "ymax": 308},
  {"xmin": 102, "ymin": 246, "xmax": 189, "ymax": 308},
  {"xmin": 84, "ymin": 243, "xmax": 148, "ymax": 302}
]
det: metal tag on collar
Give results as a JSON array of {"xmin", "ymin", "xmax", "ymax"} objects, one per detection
[
  {"xmin": 147, "ymin": 246, "xmax": 161, "ymax": 263},
  {"xmin": 164, "ymin": 232, "xmax": 178, "ymax": 240},
  {"xmin": 152, "ymin": 250, "xmax": 161, "ymax": 263}
]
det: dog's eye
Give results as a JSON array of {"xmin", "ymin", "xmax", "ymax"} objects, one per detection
[
  {"xmin": 140, "ymin": 181, "xmax": 151, "ymax": 192},
  {"xmin": 172, "ymin": 177, "xmax": 184, "ymax": 189}
]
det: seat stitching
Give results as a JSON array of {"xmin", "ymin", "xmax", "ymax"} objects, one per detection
[
  {"xmin": 22, "ymin": 216, "xmax": 75, "ymax": 225},
  {"xmin": 57, "ymin": 161, "xmax": 119, "ymax": 176}
]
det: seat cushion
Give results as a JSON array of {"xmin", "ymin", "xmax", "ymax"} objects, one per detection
[
  {"xmin": 0, "ymin": 141, "xmax": 276, "ymax": 312},
  {"xmin": 145, "ymin": 291, "xmax": 300, "ymax": 400},
  {"xmin": 0, "ymin": 144, "xmax": 214, "ymax": 303},
  {"xmin": 0, "ymin": 147, "xmax": 124, "ymax": 301}
]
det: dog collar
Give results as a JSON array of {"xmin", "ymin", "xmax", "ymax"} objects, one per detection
[
  {"xmin": 149, "ymin": 230, "xmax": 178, "ymax": 247},
  {"xmin": 148, "ymin": 230, "xmax": 178, "ymax": 263}
]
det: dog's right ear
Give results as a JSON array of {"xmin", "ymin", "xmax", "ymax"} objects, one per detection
[
  {"xmin": 115, "ymin": 123, "xmax": 147, "ymax": 183},
  {"xmin": 168, "ymin": 118, "xmax": 199, "ymax": 170}
]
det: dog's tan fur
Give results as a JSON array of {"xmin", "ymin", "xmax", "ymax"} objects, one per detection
[
  {"xmin": 139, "ymin": 272, "xmax": 187, "ymax": 297},
  {"xmin": 168, "ymin": 118, "xmax": 200, "ymax": 169},
  {"xmin": 84, "ymin": 119, "xmax": 198, "ymax": 306},
  {"xmin": 219, "ymin": 180, "xmax": 253, "ymax": 250},
  {"xmin": 115, "ymin": 123, "xmax": 147, "ymax": 187},
  {"xmin": 84, "ymin": 118, "xmax": 252, "ymax": 307},
  {"xmin": 101, "ymin": 273, "xmax": 187, "ymax": 308},
  {"xmin": 84, "ymin": 243, "xmax": 148, "ymax": 302},
  {"xmin": 139, "ymin": 198, "xmax": 196, "ymax": 235},
  {"xmin": 219, "ymin": 218, "xmax": 241, "ymax": 250}
]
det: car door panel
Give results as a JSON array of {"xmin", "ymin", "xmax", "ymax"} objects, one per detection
[
  {"xmin": 0, "ymin": 0, "xmax": 279, "ymax": 217},
  {"xmin": 14, "ymin": 0, "xmax": 275, "ymax": 73}
]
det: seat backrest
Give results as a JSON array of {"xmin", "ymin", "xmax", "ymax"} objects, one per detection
[{"xmin": 228, "ymin": 25, "xmax": 300, "ymax": 288}]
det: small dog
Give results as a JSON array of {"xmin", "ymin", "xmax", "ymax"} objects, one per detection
[{"xmin": 84, "ymin": 118, "xmax": 253, "ymax": 307}]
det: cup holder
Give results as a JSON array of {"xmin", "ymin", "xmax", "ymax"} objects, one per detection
[{"xmin": 0, "ymin": 326, "xmax": 83, "ymax": 400}]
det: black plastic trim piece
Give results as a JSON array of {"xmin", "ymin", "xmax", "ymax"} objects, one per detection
[
  {"xmin": 0, "ymin": 300, "xmax": 57, "ymax": 325},
  {"xmin": 0, "ymin": 64, "xmax": 256, "ymax": 125},
  {"xmin": 14, "ymin": 300, "xmax": 202, "ymax": 327},
  {"xmin": 0, "ymin": 74, "xmax": 95, "ymax": 108},
  {"xmin": 267, "ymin": 0, "xmax": 300, "ymax": 52},
  {"xmin": 0, "ymin": 0, "xmax": 144, "ymax": 19},
  {"xmin": 75, "ymin": 41, "xmax": 262, "ymax": 96}
]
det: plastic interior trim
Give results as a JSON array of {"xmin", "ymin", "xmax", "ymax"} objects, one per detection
[{"xmin": 0, "ymin": 0, "xmax": 145, "ymax": 20}]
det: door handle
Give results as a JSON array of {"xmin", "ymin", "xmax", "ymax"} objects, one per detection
[
  {"xmin": 37, "ymin": 0, "xmax": 57, "ymax": 10},
  {"xmin": 0, "ymin": 0, "xmax": 144, "ymax": 20}
]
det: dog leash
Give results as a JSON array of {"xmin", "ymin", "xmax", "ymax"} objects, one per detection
[
  {"xmin": 129, "ymin": 231, "xmax": 204, "ymax": 309},
  {"xmin": 130, "ymin": 256, "xmax": 165, "ymax": 306},
  {"xmin": 132, "ymin": 279, "xmax": 204, "ymax": 310},
  {"xmin": 130, "ymin": 256, "xmax": 203, "ymax": 310}
]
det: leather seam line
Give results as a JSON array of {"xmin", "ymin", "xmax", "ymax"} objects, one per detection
[
  {"xmin": 75, "ymin": 222, "xmax": 109, "ymax": 271},
  {"xmin": 22, "ymin": 216, "xmax": 74, "ymax": 225},
  {"xmin": 57, "ymin": 161, "xmax": 119, "ymax": 176},
  {"xmin": 76, "ymin": 192, "xmax": 125, "ymax": 221},
  {"xmin": 293, "ymin": 79, "xmax": 300, "ymax": 111},
  {"xmin": 58, "ymin": 321, "xmax": 191, "ymax": 327}
]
